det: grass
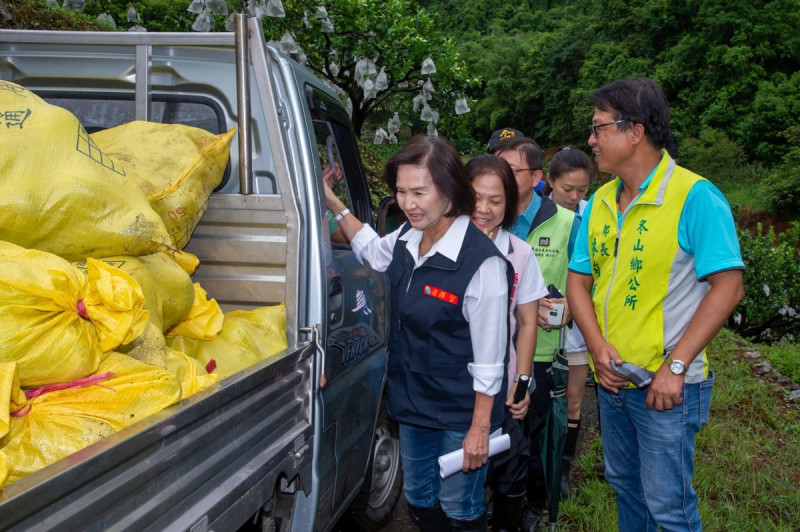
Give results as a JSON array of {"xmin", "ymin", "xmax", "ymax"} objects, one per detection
[
  {"xmin": 559, "ymin": 434, "xmax": 617, "ymax": 530},
  {"xmin": 758, "ymin": 343, "xmax": 800, "ymax": 384},
  {"xmin": 709, "ymin": 162, "xmax": 773, "ymax": 221},
  {"xmin": 556, "ymin": 328, "xmax": 800, "ymax": 531},
  {"xmin": 718, "ymin": 180, "xmax": 769, "ymax": 216}
]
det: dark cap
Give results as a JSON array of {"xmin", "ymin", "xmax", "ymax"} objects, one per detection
[{"xmin": 487, "ymin": 127, "xmax": 525, "ymax": 153}]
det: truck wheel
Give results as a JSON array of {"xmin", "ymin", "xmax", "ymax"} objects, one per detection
[{"xmin": 348, "ymin": 406, "xmax": 403, "ymax": 530}]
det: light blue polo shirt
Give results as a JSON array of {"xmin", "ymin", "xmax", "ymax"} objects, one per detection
[
  {"xmin": 569, "ymin": 169, "xmax": 744, "ymax": 281},
  {"xmin": 509, "ymin": 193, "xmax": 542, "ymax": 240}
]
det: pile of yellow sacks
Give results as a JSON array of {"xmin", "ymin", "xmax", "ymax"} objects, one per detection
[{"xmin": 0, "ymin": 81, "xmax": 288, "ymax": 488}]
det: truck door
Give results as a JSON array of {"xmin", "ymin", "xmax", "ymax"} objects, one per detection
[{"xmin": 307, "ymin": 96, "xmax": 389, "ymax": 526}]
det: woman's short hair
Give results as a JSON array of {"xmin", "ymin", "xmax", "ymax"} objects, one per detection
[
  {"xmin": 384, "ymin": 135, "xmax": 474, "ymax": 218},
  {"xmin": 464, "ymin": 154, "xmax": 518, "ymax": 231}
]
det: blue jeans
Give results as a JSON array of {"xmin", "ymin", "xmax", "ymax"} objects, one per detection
[
  {"xmin": 598, "ymin": 373, "xmax": 714, "ymax": 532},
  {"xmin": 399, "ymin": 423, "xmax": 489, "ymax": 521}
]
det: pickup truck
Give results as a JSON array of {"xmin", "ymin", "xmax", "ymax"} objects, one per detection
[{"xmin": 0, "ymin": 15, "xmax": 400, "ymax": 532}]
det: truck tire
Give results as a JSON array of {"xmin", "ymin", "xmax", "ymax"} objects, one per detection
[{"xmin": 347, "ymin": 403, "xmax": 403, "ymax": 530}]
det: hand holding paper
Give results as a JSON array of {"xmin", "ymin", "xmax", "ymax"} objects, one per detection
[{"xmin": 438, "ymin": 429, "xmax": 510, "ymax": 478}]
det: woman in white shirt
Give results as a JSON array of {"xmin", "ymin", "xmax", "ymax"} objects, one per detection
[
  {"xmin": 466, "ymin": 154, "xmax": 548, "ymax": 531},
  {"xmin": 542, "ymin": 146, "xmax": 593, "ymax": 497},
  {"xmin": 323, "ymin": 135, "xmax": 511, "ymax": 531}
]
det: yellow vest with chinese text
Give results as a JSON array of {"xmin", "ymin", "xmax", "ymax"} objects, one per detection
[{"xmin": 587, "ymin": 154, "xmax": 709, "ymax": 382}]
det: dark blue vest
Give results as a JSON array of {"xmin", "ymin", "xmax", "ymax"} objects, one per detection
[{"xmin": 385, "ymin": 220, "xmax": 513, "ymax": 430}]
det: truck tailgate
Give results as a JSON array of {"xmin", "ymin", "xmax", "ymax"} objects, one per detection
[{"xmin": 0, "ymin": 343, "xmax": 314, "ymax": 532}]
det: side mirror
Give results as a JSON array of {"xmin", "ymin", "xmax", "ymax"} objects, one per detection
[{"xmin": 377, "ymin": 196, "xmax": 407, "ymax": 236}]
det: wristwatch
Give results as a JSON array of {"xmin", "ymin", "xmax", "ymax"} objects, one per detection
[
  {"xmin": 334, "ymin": 208, "xmax": 350, "ymax": 222},
  {"xmin": 665, "ymin": 355, "xmax": 687, "ymax": 375}
]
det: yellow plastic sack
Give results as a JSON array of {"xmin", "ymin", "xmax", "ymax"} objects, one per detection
[
  {"xmin": 91, "ymin": 121, "xmax": 235, "ymax": 249},
  {"xmin": 166, "ymin": 325, "xmax": 260, "ymax": 381},
  {"xmin": 0, "ymin": 81, "xmax": 179, "ymax": 261},
  {"xmin": 0, "ymin": 362, "xmax": 26, "ymax": 488},
  {"xmin": 0, "ymin": 241, "xmax": 149, "ymax": 387},
  {"xmin": 0, "ymin": 362, "xmax": 27, "ymax": 439},
  {"xmin": 167, "ymin": 249, "xmax": 200, "ymax": 275},
  {"xmin": 0, "ymin": 353, "xmax": 181, "ymax": 487},
  {"xmin": 0, "ymin": 451, "xmax": 8, "ymax": 488},
  {"xmin": 76, "ymin": 253, "xmax": 196, "ymax": 367},
  {"xmin": 225, "ymin": 304, "xmax": 288, "ymax": 352},
  {"xmin": 116, "ymin": 321, "xmax": 167, "ymax": 368},
  {"xmin": 166, "ymin": 304, "xmax": 288, "ymax": 380},
  {"xmin": 165, "ymin": 283, "xmax": 224, "ymax": 340},
  {"xmin": 165, "ymin": 347, "xmax": 218, "ymax": 398}
]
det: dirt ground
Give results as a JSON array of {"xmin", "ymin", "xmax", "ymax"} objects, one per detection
[{"xmin": 373, "ymin": 381, "xmax": 602, "ymax": 531}]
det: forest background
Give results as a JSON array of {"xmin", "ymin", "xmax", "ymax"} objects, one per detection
[
  {"xmin": 2, "ymin": 0, "xmax": 798, "ymax": 352},
  {"xmin": 4, "ymin": 0, "xmax": 799, "ymax": 345}
]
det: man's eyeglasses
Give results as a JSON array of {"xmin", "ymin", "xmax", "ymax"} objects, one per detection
[
  {"xmin": 511, "ymin": 167, "xmax": 539, "ymax": 175},
  {"xmin": 589, "ymin": 119, "xmax": 628, "ymax": 137}
]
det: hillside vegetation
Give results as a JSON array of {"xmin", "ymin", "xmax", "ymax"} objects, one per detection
[{"xmin": 5, "ymin": 0, "xmax": 800, "ymax": 341}]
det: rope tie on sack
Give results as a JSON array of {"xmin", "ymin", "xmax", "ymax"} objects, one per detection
[
  {"xmin": 76, "ymin": 298, "xmax": 88, "ymax": 319},
  {"xmin": 10, "ymin": 372, "xmax": 117, "ymax": 418}
]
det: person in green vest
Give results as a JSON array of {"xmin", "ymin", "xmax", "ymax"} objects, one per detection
[
  {"xmin": 489, "ymin": 133, "xmax": 579, "ymax": 531},
  {"xmin": 567, "ymin": 77, "xmax": 744, "ymax": 531}
]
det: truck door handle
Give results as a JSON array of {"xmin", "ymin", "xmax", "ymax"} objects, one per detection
[{"xmin": 328, "ymin": 277, "xmax": 344, "ymax": 327}]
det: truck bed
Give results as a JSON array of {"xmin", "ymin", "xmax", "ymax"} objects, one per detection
[{"xmin": 0, "ymin": 343, "xmax": 313, "ymax": 532}]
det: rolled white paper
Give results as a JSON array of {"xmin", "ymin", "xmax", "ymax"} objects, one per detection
[{"xmin": 438, "ymin": 429, "xmax": 511, "ymax": 478}]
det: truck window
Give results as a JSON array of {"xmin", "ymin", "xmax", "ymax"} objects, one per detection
[
  {"xmin": 40, "ymin": 94, "xmax": 225, "ymax": 134},
  {"xmin": 38, "ymin": 92, "xmax": 231, "ymax": 189},
  {"xmin": 313, "ymin": 120, "xmax": 353, "ymax": 244}
]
